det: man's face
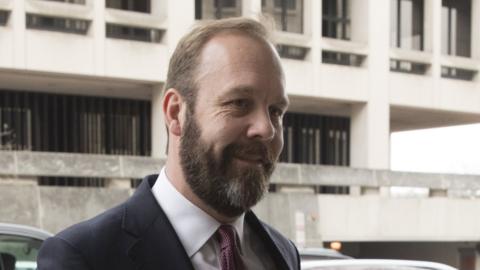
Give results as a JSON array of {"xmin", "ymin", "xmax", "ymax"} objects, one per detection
[{"xmin": 179, "ymin": 33, "xmax": 289, "ymax": 218}]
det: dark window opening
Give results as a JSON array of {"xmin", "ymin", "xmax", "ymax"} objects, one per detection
[
  {"xmin": 322, "ymin": 0, "xmax": 350, "ymax": 40},
  {"xmin": 0, "ymin": 90, "xmax": 151, "ymax": 156},
  {"xmin": 106, "ymin": 0, "xmax": 150, "ymax": 13},
  {"xmin": 131, "ymin": 178, "xmax": 143, "ymax": 188},
  {"xmin": 442, "ymin": 0, "xmax": 471, "ymax": 57},
  {"xmin": 441, "ymin": 66, "xmax": 476, "ymax": 81},
  {"xmin": 390, "ymin": 0, "xmax": 424, "ymax": 50},
  {"xmin": 38, "ymin": 177, "xmax": 106, "ymax": 187},
  {"xmin": 280, "ymin": 112, "xmax": 350, "ymax": 166},
  {"xmin": 390, "ymin": 59, "xmax": 428, "ymax": 74},
  {"xmin": 26, "ymin": 14, "xmax": 90, "ymax": 35},
  {"xmin": 262, "ymin": 0, "xmax": 303, "ymax": 34},
  {"xmin": 315, "ymin": 185, "xmax": 350, "ymax": 195},
  {"xmin": 322, "ymin": 51, "xmax": 364, "ymax": 67},
  {"xmin": 106, "ymin": 23, "xmax": 164, "ymax": 43},
  {"xmin": 195, "ymin": 0, "xmax": 242, "ymax": 20},
  {"xmin": 0, "ymin": 10, "xmax": 9, "ymax": 26},
  {"xmin": 276, "ymin": 44, "xmax": 308, "ymax": 60}
]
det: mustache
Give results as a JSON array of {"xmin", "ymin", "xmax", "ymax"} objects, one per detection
[{"xmin": 224, "ymin": 141, "xmax": 276, "ymax": 166}]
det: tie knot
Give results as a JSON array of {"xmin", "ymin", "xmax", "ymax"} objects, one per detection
[
  {"xmin": 216, "ymin": 225, "xmax": 237, "ymax": 250},
  {"xmin": 215, "ymin": 225, "xmax": 244, "ymax": 270}
]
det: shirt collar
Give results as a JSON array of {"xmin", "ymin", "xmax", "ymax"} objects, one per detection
[{"xmin": 152, "ymin": 168, "xmax": 245, "ymax": 257}]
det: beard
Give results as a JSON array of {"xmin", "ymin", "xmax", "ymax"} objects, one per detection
[{"xmin": 179, "ymin": 109, "xmax": 276, "ymax": 218}]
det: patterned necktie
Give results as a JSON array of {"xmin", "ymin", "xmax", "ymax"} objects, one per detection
[{"xmin": 216, "ymin": 225, "xmax": 244, "ymax": 270}]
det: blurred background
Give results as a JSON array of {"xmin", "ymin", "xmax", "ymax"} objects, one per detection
[{"xmin": 0, "ymin": 0, "xmax": 480, "ymax": 269}]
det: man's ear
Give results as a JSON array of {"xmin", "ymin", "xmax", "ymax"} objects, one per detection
[{"xmin": 163, "ymin": 88, "xmax": 184, "ymax": 137}]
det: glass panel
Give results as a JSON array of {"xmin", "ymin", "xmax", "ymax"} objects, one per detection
[
  {"xmin": 441, "ymin": 0, "xmax": 471, "ymax": 57},
  {"xmin": 391, "ymin": 0, "xmax": 423, "ymax": 50},
  {"xmin": 0, "ymin": 234, "xmax": 42, "ymax": 270},
  {"xmin": 322, "ymin": 0, "xmax": 350, "ymax": 39},
  {"xmin": 262, "ymin": 0, "xmax": 303, "ymax": 33}
]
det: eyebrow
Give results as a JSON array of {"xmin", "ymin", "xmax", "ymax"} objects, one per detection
[{"xmin": 221, "ymin": 85, "xmax": 290, "ymax": 107}]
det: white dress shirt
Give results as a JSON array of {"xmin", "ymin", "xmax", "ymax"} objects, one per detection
[{"xmin": 152, "ymin": 168, "xmax": 275, "ymax": 270}]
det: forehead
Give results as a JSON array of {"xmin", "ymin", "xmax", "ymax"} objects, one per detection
[{"xmin": 195, "ymin": 32, "xmax": 286, "ymax": 100}]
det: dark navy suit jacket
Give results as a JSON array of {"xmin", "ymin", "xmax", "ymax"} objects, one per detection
[{"xmin": 37, "ymin": 175, "xmax": 300, "ymax": 270}]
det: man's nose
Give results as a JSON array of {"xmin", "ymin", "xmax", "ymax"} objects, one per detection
[{"xmin": 246, "ymin": 110, "xmax": 275, "ymax": 141}]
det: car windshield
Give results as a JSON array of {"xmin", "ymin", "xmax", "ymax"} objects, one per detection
[{"xmin": 0, "ymin": 234, "xmax": 42, "ymax": 270}]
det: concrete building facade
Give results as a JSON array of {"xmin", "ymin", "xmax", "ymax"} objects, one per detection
[{"xmin": 1, "ymin": 0, "xmax": 480, "ymax": 268}]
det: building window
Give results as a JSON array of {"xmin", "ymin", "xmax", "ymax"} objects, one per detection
[
  {"xmin": 0, "ymin": 90, "xmax": 151, "ymax": 156},
  {"xmin": 195, "ymin": 0, "xmax": 242, "ymax": 20},
  {"xmin": 390, "ymin": 59, "xmax": 428, "ymax": 74},
  {"xmin": 262, "ymin": 0, "xmax": 304, "ymax": 34},
  {"xmin": 280, "ymin": 112, "xmax": 350, "ymax": 166},
  {"xmin": 390, "ymin": 0, "xmax": 424, "ymax": 50},
  {"xmin": 322, "ymin": 51, "xmax": 364, "ymax": 67},
  {"xmin": 106, "ymin": 0, "xmax": 150, "ymax": 13},
  {"xmin": 442, "ymin": 0, "xmax": 471, "ymax": 57},
  {"xmin": 0, "ymin": 10, "xmax": 9, "ymax": 26},
  {"xmin": 276, "ymin": 44, "xmax": 308, "ymax": 60},
  {"xmin": 0, "ymin": 108, "xmax": 31, "ymax": 151},
  {"xmin": 322, "ymin": 0, "xmax": 350, "ymax": 40},
  {"xmin": 441, "ymin": 66, "xmax": 476, "ymax": 81},
  {"xmin": 26, "ymin": 14, "xmax": 90, "ymax": 35},
  {"xmin": 106, "ymin": 24, "xmax": 164, "ymax": 43}
]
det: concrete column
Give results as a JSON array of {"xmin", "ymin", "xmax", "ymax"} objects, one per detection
[
  {"xmin": 471, "ymin": 0, "xmax": 480, "ymax": 59},
  {"xmin": 12, "ymin": 0, "xmax": 26, "ymax": 68},
  {"xmin": 427, "ymin": 0, "xmax": 442, "ymax": 79},
  {"xmin": 242, "ymin": 0, "xmax": 261, "ymax": 18},
  {"xmin": 350, "ymin": 0, "xmax": 390, "ymax": 170},
  {"xmin": 92, "ymin": 0, "xmax": 105, "ymax": 76},
  {"xmin": 311, "ymin": 0, "xmax": 321, "ymax": 90},
  {"xmin": 151, "ymin": 84, "xmax": 168, "ymax": 158},
  {"xmin": 166, "ymin": 0, "xmax": 195, "ymax": 55}
]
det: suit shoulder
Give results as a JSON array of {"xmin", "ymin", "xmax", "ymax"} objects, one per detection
[
  {"xmin": 253, "ymin": 216, "xmax": 301, "ymax": 270},
  {"xmin": 53, "ymin": 203, "xmax": 126, "ymax": 254},
  {"xmin": 260, "ymin": 221, "xmax": 298, "ymax": 254}
]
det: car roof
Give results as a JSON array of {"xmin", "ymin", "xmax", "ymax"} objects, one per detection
[
  {"xmin": 300, "ymin": 248, "xmax": 353, "ymax": 259},
  {"xmin": 301, "ymin": 259, "xmax": 458, "ymax": 270},
  {"xmin": 0, "ymin": 223, "xmax": 52, "ymax": 241}
]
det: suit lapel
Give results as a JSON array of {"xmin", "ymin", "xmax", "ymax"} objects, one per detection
[
  {"xmin": 246, "ymin": 211, "xmax": 292, "ymax": 270},
  {"xmin": 122, "ymin": 175, "xmax": 195, "ymax": 270}
]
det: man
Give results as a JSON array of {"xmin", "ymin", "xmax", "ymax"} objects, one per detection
[{"xmin": 38, "ymin": 17, "xmax": 300, "ymax": 270}]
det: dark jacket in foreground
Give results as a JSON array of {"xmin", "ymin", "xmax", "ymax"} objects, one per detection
[{"xmin": 37, "ymin": 174, "xmax": 300, "ymax": 270}]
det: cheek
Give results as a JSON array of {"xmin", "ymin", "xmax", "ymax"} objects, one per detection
[{"xmin": 273, "ymin": 134, "xmax": 284, "ymax": 156}]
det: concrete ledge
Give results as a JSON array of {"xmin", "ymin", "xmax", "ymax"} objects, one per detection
[{"xmin": 1, "ymin": 151, "xmax": 480, "ymax": 190}]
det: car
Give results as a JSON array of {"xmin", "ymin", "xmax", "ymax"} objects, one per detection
[
  {"xmin": 301, "ymin": 258, "xmax": 458, "ymax": 270},
  {"xmin": 0, "ymin": 223, "xmax": 52, "ymax": 270},
  {"xmin": 300, "ymin": 248, "xmax": 353, "ymax": 261}
]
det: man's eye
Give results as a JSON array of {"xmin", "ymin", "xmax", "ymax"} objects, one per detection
[
  {"xmin": 270, "ymin": 107, "xmax": 284, "ymax": 118},
  {"xmin": 231, "ymin": 99, "xmax": 250, "ymax": 109}
]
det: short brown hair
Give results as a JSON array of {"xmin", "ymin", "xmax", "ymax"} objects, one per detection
[{"xmin": 164, "ymin": 17, "xmax": 273, "ymax": 108}]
